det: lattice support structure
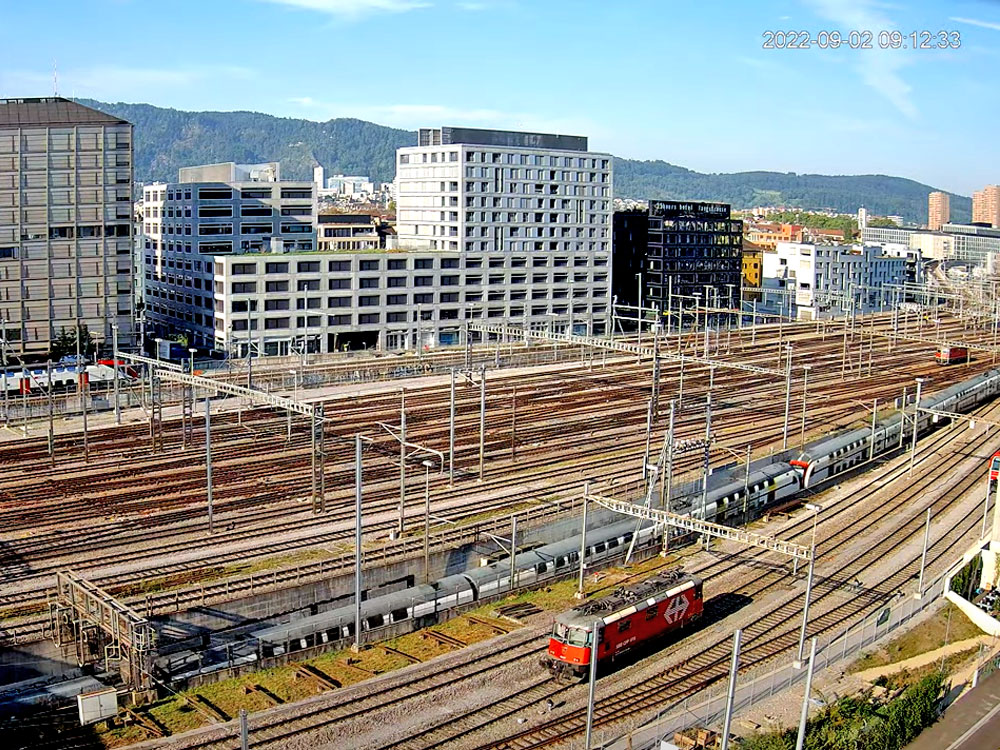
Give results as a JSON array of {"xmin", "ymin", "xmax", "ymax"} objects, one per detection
[
  {"xmin": 49, "ymin": 571, "xmax": 155, "ymax": 693},
  {"xmin": 311, "ymin": 404, "xmax": 326, "ymax": 513},
  {"xmin": 467, "ymin": 322, "xmax": 783, "ymax": 377},
  {"xmin": 587, "ymin": 491, "xmax": 812, "ymax": 561}
]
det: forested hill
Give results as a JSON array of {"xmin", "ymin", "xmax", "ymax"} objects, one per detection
[{"xmin": 81, "ymin": 99, "xmax": 969, "ymax": 223}]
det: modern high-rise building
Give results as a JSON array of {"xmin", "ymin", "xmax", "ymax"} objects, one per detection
[
  {"xmin": 395, "ymin": 126, "xmax": 612, "ymax": 337},
  {"xmin": 644, "ymin": 200, "xmax": 743, "ymax": 323},
  {"xmin": 928, "ymin": 191, "xmax": 950, "ymax": 231},
  {"xmin": 141, "ymin": 162, "xmax": 316, "ymax": 351},
  {"xmin": 0, "ymin": 97, "xmax": 134, "ymax": 357},
  {"xmin": 972, "ymin": 185, "xmax": 1000, "ymax": 228}
]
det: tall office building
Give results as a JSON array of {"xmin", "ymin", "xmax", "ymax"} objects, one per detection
[
  {"xmin": 0, "ymin": 97, "xmax": 134, "ymax": 357},
  {"xmin": 395, "ymin": 126, "xmax": 612, "ymax": 337},
  {"xmin": 141, "ymin": 162, "xmax": 315, "ymax": 351},
  {"xmin": 644, "ymin": 200, "xmax": 743, "ymax": 323},
  {"xmin": 972, "ymin": 186, "xmax": 1000, "ymax": 228},
  {"xmin": 928, "ymin": 191, "xmax": 950, "ymax": 231}
]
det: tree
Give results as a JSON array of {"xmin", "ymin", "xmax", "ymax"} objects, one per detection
[{"xmin": 48, "ymin": 325, "xmax": 97, "ymax": 361}]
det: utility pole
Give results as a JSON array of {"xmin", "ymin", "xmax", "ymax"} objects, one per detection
[
  {"xmin": 794, "ymin": 638, "xmax": 818, "ymax": 750},
  {"xmin": 479, "ymin": 365, "xmax": 486, "ymax": 481},
  {"xmin": 112, "ymin": 323, "xmax": 121, "ymax": 425},
  {"xmin": 702, "ymin": 392, "xmax": 712, "ymax": 533},
  {"xmin": 449, "ymin": 368, "xmax": 456, "ymax": 485},
  {"xmin": 799, "ymin": 365, "xmax": 811, "ymax": 450},
  {"xmin": 584, "ymin": 619, "xmax": 601, "ymax": 750},
  {"xmin": 869, "ymin": 398, "xmax": 878, "ymax": 461},
  {"xmin": 720, "ymin": 629, "xmax": 741, "ymax": 750},
  {"xmin": 205, "ymin": 397, "xmax": 214, "ymax": 534},
  {"xmin": 354, "ymin": 434, "xmax": 363, "ymax": 652},
  {"xmin": 422, "ymin": 460, "xmax": 432, "ymax": 583},
  {"xmin": 46, "ymin": 361, "xmax": 54, "ymax": 461},
  {"xmin": 577, "ymin": 485, "xmax": 589, "ymax": 599},
  {"xmin": 781, "ymin": 343, "xmax": 793, "ymax": 449},
  {"xmin": 916, "ymin": 506, "xmax": 931, "ymax": 598},
  {"xmin": 509, "ymin": 514, "xmax": 518, "ymax": 587},
  {"xmin": 908, "ymin": 378, "xmax": 925, "ymax": 475},
  {"xmin": 399, "ymin": 388, "xmax": 406, "ymax": 536},
  {"xmin": 796, "ymin": 505, "xmax": 820, "ymax": 665}
]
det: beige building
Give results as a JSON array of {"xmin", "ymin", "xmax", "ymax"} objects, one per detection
[
  {"xmin": 317, "ymin": 213, "xmax": 380, "ymax": 252},
  {"xmin": 0, "ymin": 97, "xmax": 134, "ymax": 357},
  {"xmin": 973, "ymin": 185, "xmax": 1000, "ymax": 228},
  {"xmin": 928, "ymin": 191, "xmax": 950, "ymax": 231}
]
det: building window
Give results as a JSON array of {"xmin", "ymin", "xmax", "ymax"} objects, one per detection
[
  {"xmin": 359, "ymin": 277, "xmax": 380, "ymax": 289},
  {"xmin": 266, "ymin": 280, "xmax": 289, "ymax": 292},
  {"xmin": 264, "ymin": 317, "xmax": 290, "ymax": 330},
  {"xmin": 387, "ymin": 294, "xmax": 407, "ymax": 305},
  {"xmin": 329, "ymin": 260, "xmax": 350, "ymax": 272},
  {"xmin": 329, "ymin": 278, "xmax": 350, "ymax": 290},
  {"xmin": 198, "ymin": 206, "xmax": 232, "ymax": 218},
  {"xmin": 387, "ymin": 312, "xmax": 407, "ymax": 323},
  {"xmin": 358, "ymin": 313, "xmax": 381, "ymax": 324},
  {"xmin": 198, "ymin": 188, "xmax": 233, "ymax": 200},
  {"xmin": 328, "ymin": 296, "xmax": 351, "ymax": 307},
  {"xmin": 328, "ymin": 314, "xmax": 351, "ymax": 326},
  {"xmin": 414, "ymin": 275, "xmax": 433, "ymax": 287},
  {"xmin": 231, "ymin": 282, "xmax": 256, "ymax": 294},
  {"xmin": 280, "ymin": 188, "xmax": 312, "ymax": 199},
  {"xmin": 241, "ymin": 206, "xmax": 273, "ymax": 217},
  {"xmin": 297, "ymin": 279, "xmax": 320, "ymax": 291},
  {"xmin": 415, "ymin": 258, "xmax": 433, "ymax": 269},
  {"xmin": 388, "ymin": 259, "xmax": 406, "ymax": 270},
  {"xmin": 387, "ymin": 276, "xmax": 407, "ymax": 288},
  {"xmin": 414, "ymin": 293, "xmax": 433, "ymax": 304},
  {"xmin": 297, "ymin": 260, "xmax": 320, "ymax": 273},
  {"xmin": 358, "ymin": 295, "xmax": 380, "ymax": 307},
  {"xmin": 359, "ymin": 259, "xmax": 380, "ymax": 271},
  {"xmin": 265, "ymin": 299, "xmax": 290, "ymax": 311},
  {"xmin": 265, "ymin": 262, "xmax": 289, "ymax": 274},
  {"xmin": 232, "ymin": 263, "xmax": 257, "ymax": 275}
]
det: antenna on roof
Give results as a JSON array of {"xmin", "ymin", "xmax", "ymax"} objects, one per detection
[{"xmin": 53, "ymin": 59, "xmax": 58, "ymax": 96}]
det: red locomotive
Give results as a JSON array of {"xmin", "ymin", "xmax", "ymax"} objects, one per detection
[
  {"xmin": 990, "ymin": 450, "xmax": 1000, "ymax": 482},
  {"xmin": 543, "ymin": 572, "xmax": 703, "ymax": 680},
  {"xmin": 935, "ymin": 346, "xmax": 969, "ymax": 366}
]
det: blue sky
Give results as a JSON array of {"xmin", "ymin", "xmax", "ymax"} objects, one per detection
[{"xmin": 1, "ymin": 0, "xmax": 998, "ymax": 195}]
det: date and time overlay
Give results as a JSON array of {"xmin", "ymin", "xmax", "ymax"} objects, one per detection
[{"xmin": 762, "ymin": 29, "xmax": 961, "ymax": 50}]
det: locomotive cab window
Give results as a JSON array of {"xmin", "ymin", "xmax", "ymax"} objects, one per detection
[
  {"xmin": 391, "ymin": 608, "xmax": 408, "ymax": 622},
  {"xmin": 992, "ymin": 456, "xmax": 1000, "ymax": 472}
]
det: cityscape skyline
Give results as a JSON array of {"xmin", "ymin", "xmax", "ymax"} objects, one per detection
[{"xmin": 0, "ymin": 0, "xmax": 998, "ymax": 196}]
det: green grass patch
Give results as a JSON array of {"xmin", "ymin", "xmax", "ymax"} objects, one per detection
[
  {"xmin": 850, "ymin": 603, "xmax": 982, "ymax": 673},
  {"xmin": 876, "ymin": 647, "xmax": 980, "ymax": 690}
]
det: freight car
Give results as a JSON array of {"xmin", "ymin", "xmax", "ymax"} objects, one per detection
[
  {"xmin": 543, "ymin": 572, "xmax": 703, "ymax": 680},
  {"xmin": 935, "ymin": 346, "xmax": 969, "ymax": 366}
]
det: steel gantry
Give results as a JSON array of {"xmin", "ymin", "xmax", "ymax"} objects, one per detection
[
  {"xmin": 49, "ymin": 571, "xmax": 156, "ymax": 694},
  {"xmin": 466, "ymin": 322, "xmax": 784, "ymax": 377},
  {"xmin": 149, "ymin": 367, "xmax": 327, "ymax": 514},
  {"xmin": 585, "ymin": 490, "xmax": 813, "ymax": 561}
]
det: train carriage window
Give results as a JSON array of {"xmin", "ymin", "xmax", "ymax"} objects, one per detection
[
  {"xmin": 365, "ymin": 614, "xmax": 384, "ymax": 629},
  {"xmin": 618, "ymin": 619, "xmax": 632, "ymax": 633},
  {"xmin": 556, "ymin": 556, "xmax": 567, "ymax": 567},
  {"xmin": 391, "ymin": 608, "xmax": 408, "ymax": 622},
  {"xmin": 645, "ymin": 605, "xmax": 659, "ymax": 620},
  {"xmin": 607, "ymin": 538, "xmax": 619, "ymax": 549},
  {"xmin": 536, "ymin": 562, "xmax": 547, "ymax": 574},
  {"xmin": 593, "ymin": 543, "xmax": 606, "ymax": 554},
  {"xmin": 622, "ymin": 532, "xmax": 633, "ymax": 542}
]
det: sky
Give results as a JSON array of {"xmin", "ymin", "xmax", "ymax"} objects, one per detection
[{"xmin": 1, "ymin": 0, "xmax": 998, "ymax": 195}]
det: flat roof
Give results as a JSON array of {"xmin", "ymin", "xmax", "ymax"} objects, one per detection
[
  {"xmin": 418, "ymin": 126, "xmax": 589, "ymax": 152},
  {"xmin": 0, "ymin": 97, "xmax": 128, "ymax": 127}
]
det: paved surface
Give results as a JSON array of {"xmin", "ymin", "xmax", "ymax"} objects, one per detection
[{"xmin": 906, "ymin": 667, "xmax": 1000, "ymax": 750}]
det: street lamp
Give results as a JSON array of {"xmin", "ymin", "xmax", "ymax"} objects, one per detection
[
  {"xmin": 153, "ymin": 338, "xmax": 163, "ymax": 362},
  {"xmin": 799, "ymin": 365, "xmax": 812, "ymax": 450},
  {"xmin": 188, "ymin": 347, "xmax": 197, "ymax": 374},
  {"xmin": 421, "ymin": 459, "xmax": 435, "ymax": 583}
]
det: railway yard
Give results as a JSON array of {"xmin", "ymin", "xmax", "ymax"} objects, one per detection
[{"xmin": 3, "ymin": 307, "xmax": 1000, "ymax": 750}]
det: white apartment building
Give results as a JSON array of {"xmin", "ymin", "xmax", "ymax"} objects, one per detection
[
  {"xmin": 861, "ymin": 224, "xmax": 1000, "ymax": 266},
  {"xmin": 143, "ymin": 127, "xmax": 613, "ymax": 357},
  {"xmin": 763, "ymin": 242, "xmax": 907, "ymax": 319},
  {"xmin": 0, "ymin": 97, "xmax": 134, "ymax": 355},
  {"xmin": 395, "ymin": 126, "xmax": 612, "ymax": 337},
  {"xmin": 141, "ymin": 162, "xmax": 315, "ymax": 349}
]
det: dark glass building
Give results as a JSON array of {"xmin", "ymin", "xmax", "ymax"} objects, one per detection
[
  {"xmin": 611, "ymin": 209, "xmax": 648, "ymax": 329},
  {"xmin": 645, "ymin": 200, "xmax": 742, "ymax": 323}
]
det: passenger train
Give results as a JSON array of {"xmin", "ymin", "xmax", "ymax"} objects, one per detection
[
  {"xmin": 0, "ymin": 363, "xmax": 133, "ymax": 397},
  {"xmin": 248, "ymin": 367, "xmax": 1000, "ymax": 665}
]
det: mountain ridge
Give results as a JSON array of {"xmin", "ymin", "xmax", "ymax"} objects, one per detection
[{"xmin": 78, "ymin": 99, "xmax": 970, "ymax": 223}]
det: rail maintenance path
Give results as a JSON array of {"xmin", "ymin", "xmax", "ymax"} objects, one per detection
[{"xmin": 905, "ymin": 666, "xmax": 1000, "ymax": 750}]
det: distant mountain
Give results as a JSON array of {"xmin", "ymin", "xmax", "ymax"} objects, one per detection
[{"xmin": 82, "ymin": 100, "xmax": 969, "ymax": 223}]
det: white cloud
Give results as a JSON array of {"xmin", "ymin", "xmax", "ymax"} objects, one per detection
[
  {"xmin": 950, "ymin": 16, "xmax": 1000, "ymax": 32},
  {"xmin": 0, "ymin": 65, "xmax": 254, "ymax": 100},
  {"xmin": 803, "ymin": 0, "xmax": 917, "ymax": 118},
  {"xmin": 259, "ymin": 0, "xmax": 430, "ymax": 18}
]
